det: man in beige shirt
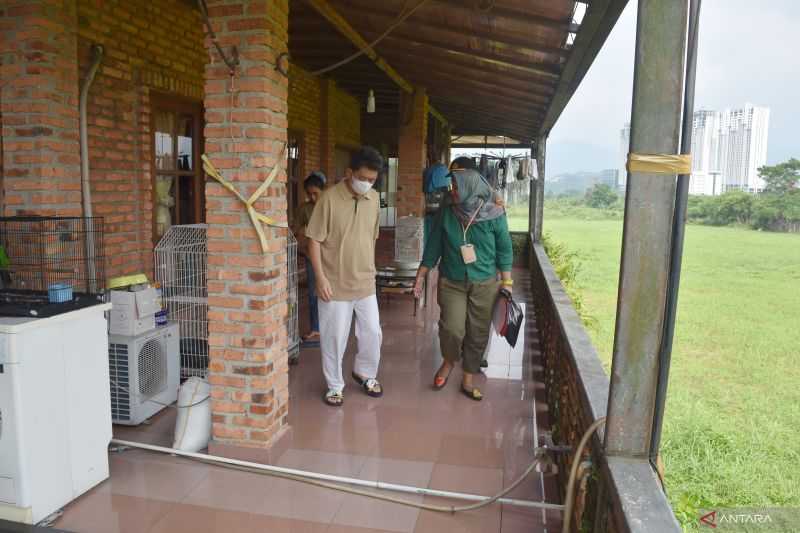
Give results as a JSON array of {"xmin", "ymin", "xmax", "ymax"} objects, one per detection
[{"xmin": 306, "ymin": 146, "xmax": 384, "ymax": 406}]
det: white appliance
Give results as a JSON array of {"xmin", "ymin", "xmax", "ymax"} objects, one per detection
[
  {"xmin": 0, "ymin": 304, "xmax": 112, "ymax": 524},
  {"xmin": 109, "ymin": 323, "xmax": 179, "ymax": 425}
]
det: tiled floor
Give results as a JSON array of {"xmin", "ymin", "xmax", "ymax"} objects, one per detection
[{"xmin": 55, "ymin": 271, "xmax": 562, "ymax": 533}]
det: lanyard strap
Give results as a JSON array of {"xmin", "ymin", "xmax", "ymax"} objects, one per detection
[{"xmin": 461, "ymin": 200, "xmax": 485, "ymax": 244}]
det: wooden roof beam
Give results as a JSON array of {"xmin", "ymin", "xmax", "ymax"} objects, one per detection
[
  {"xmin": 290, "ymin": 18, "xmax": 562, "ymax": 77},
  {"xmin": 435, "ymin": 105, "xmax": 541, "ymax": 132},
  {"xmin": 304, "ymin": 0, "xmax": 448, "ymax": 126},
  {"xmin": 333, "ymin": 1, "xmax": 569, "ymax": 60},
  {"xmin": 370, "ymin": 33, "xmax": 562, "ymax": 80},
  {"xmin": 377, "ymin": 52, "xmax": 554, "ymax": 102},
  {"xmin": 433, "ymin": 107, "xmax": 541, "ymax": 134},
  {"xmin": 397, "ymin": 70, "xmax": 550, "ymax": 109},
  {"xmin": 292, "ymin": 36, "xmax": 558, "ymax": 90},
  {"xmin": 430, "ymin": 0, "xmax": 570, "ymax": 32}
]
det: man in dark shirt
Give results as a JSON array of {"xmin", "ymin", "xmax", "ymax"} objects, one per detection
[{"xmin": 293, "ymin": 172, "xmax": 325, "ymax": 343}]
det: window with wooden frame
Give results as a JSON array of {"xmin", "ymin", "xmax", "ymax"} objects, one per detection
[{"xmin": 151, "ymin": 94, "xmax": 204, "ymax": 243}]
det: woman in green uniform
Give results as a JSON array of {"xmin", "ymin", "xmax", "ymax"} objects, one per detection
[{"xmin": 413, "ymin": 167, "xmax": 514, "ymax": 401}]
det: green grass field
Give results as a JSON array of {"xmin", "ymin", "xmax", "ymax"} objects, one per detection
[{"xmin": 508, "ymin": 206, "xmax": 800, "ymax": 529}]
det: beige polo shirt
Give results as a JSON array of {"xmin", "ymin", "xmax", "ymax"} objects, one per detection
[{"xmin": 305, "ymin": 180, "xmax": 380, "ymax": 301}]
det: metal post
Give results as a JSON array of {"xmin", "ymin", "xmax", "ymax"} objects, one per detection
[
  {"xmin": 532, "ymin": 136, "xmax": 546, "ymax": 242},
  {"xmin": 604, "ymin": 0, "xmax": 689, "ymax": 457},
  {"xmin": 650, "ymin": 0, "xmax": 703, "ymax": 467},
  {"xmin": 528, "ymin": 143, "xmax": 536, "ymax": 235}
]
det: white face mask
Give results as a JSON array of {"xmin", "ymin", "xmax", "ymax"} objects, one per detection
[{"xmin": 351, "ymin": 178, "xmax": 373, "ymax": 195}]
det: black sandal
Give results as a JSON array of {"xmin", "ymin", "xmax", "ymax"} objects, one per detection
[
  {"xmin": 352, "ymin": 372, "xmax": 384, "ymax": 397},
  {"xmin": 461, "ymin": 385, "xmax": 483, "ymax": 402}
]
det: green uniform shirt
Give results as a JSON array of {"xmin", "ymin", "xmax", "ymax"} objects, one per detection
[{"xmin": 422, "ymin": 207, "xmax": 513, "ymax": 283}]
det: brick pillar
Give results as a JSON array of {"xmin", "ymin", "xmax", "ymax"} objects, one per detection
[
  {"xmin": 396, "ymin": 88, "xmax": 428, "ymax": 218},
  {"xmin": 0, "ymin": 1, "xmax": 81, "ymax": 216},
  {"xmin": 203, "ymin": 0, "xmax": 291, "ymax": 457}
]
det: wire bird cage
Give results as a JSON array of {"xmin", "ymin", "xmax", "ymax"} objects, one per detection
[
  {"xmin": 0, "ymin": 216, "xmax": 105, "ymax": 292},
  {"xmin": 287, "ymin": 230, "xmax": 299, "ymax": 363},
  {"xmin": 154, "ymin": 224, "xmax": 208, "ymax": 379},
  {"xmin": 0, "ymin": 216, "xmax": 105, "ymax": 316}
]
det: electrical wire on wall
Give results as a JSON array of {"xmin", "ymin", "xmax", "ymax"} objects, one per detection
[
  {"xmin": 197, "ymin": 0, "xmax": 242, "ymax": 151},
  {"xmin": 197, "ymin": 0, "xmax": 239, "ymax": 75}
]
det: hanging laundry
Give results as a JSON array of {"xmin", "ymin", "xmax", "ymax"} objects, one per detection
[{"xmin": 479, "ymin": 154, "xmax": 490, "ymax": 180}]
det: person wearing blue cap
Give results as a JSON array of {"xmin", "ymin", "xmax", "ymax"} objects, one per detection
[{"xmin": 423, "ymin": 163, "xmax": 451, "ymax": 247}]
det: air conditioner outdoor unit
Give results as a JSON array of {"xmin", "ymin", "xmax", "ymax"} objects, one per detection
[{"xmin": 109, "ymin": 323, "xmax": 179, "ymax": 425}]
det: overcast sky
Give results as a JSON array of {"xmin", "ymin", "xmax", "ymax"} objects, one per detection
[{"xmin": 547, "ymin": 0, "xmax": 800, "ymax": 176}]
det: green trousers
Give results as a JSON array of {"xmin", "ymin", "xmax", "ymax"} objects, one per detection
[{"xmin": 437, "ymin": 277, "xmax": 498, "ymax": 374}]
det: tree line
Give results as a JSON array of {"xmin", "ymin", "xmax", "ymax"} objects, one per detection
[
  {"xmin": 554, "ymin": 158, "xmax": 800, "ymax": 232},
  {"xmin": 688, "ymin": 159, "xmax": 800, "ymax": 231}
]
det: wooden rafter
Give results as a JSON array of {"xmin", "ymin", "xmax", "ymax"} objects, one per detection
[
  {"xmin": 331, "ymin": 1, "xmax": 569, "ymax": 59},
  {"xmin": 304, "ymin": 0, "xmax": 448, "ymax": 126}
]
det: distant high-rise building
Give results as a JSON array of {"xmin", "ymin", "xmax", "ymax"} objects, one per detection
[
  {"xmin": 717, "ymin": 104, "xmax": 770, "ymax": 193},
  {"xmin": 690, "ymin": 110, "xmax": 722, "ymax": 195},
  {"xmin": 600, "ymin": 169, "xmax": 618, "ymax": 189},
  {"xmin": 629, "ymin": 104, "xmax": 769, "ymax": 196},
  {"xmin": 618, "ymin": 123, "xmax": 630, "ymax": 193}
]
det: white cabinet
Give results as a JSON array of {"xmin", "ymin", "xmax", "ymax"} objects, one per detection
[{"xmin": 0, "ymin": 304, "xmax": 112, "ymax": 524}]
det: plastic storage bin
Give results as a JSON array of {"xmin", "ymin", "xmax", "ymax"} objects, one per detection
[{"xmin": 48, "ymin": 283, "xmax": 73, "ymax": 303}]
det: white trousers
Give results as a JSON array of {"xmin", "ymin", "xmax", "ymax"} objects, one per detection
[{"xmin": 318, "ymin": 295, "xmax": 382, "ymax": 393}]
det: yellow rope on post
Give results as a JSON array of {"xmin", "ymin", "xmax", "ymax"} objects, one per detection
[
  {"xmin": 201, "ymin": 144, "xmax": 288, "ymax": 254},
  {"xmin": 626, "ymin": 153, "xmax": 692, "ymax": 175}
]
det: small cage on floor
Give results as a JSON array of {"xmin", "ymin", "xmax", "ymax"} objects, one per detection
[{"xmin": 154, "ymin": 224, "xmax": 208, "ymax": 379}]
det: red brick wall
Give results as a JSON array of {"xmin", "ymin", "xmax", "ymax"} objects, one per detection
[
  {"xmin": 287, "ymin": 66, "xmax": 361, "ymax": 189},
  {"xmin": 318, "ymin": 78, "xmax": 361, "ymax": 180},
  {"xmin": 204, "ymin": 0, "xmax": 290, "ymax": 451},
  {"xmin": 396, "ymin": 88, "xmax": 427, "ymax": 218},
  {"xmin": 288, "ymin": 65, "xmax": 321, "ymax": 180},
  {"xmin": 75, "ymin": 0, "xmax": 205, "ymax": 280},
  {"xmin": 331, "ymin": 82, "xmax": 361, "ymax": 149},
  {"xmin": 0, "ymin": 1, "xmax": 81, "ymax": 216}
]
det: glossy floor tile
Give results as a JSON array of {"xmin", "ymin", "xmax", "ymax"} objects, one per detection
[{"xmin": 54, "ymin": 269, "xmax": 560, "ymax": 533}]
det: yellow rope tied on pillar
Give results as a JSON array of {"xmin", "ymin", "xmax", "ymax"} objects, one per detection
[
  {"xmin": 626, "ymin": 153, "xmax": 692, "ymax": 175},
  {"xmin": 201, "ymin": 144, "xmax": 288, "ymax": 255}
]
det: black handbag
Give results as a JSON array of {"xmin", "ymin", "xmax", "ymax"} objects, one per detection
[{"xmin": 492, "ymin": 288, "xmax": 524, "ymax": 348}]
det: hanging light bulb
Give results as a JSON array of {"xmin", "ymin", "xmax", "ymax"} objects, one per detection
[{"xmin": 367, "ymin": 89, "xmax": 376, "ymax": 114}]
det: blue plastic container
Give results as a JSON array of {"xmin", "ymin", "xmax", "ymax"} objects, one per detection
[{"xmin": 48, "ymin": 283, "xmax": 73, "ymax": 303}]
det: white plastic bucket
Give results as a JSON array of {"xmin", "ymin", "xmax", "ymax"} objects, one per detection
[{"xmin": 173, "ymin": 377, "xmax": 211, "ymax": 452}]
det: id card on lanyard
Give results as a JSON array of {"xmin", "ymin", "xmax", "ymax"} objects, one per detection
[{"xmin": 459, "ymin": 200, "xmax": 484, "ymax": 265}]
